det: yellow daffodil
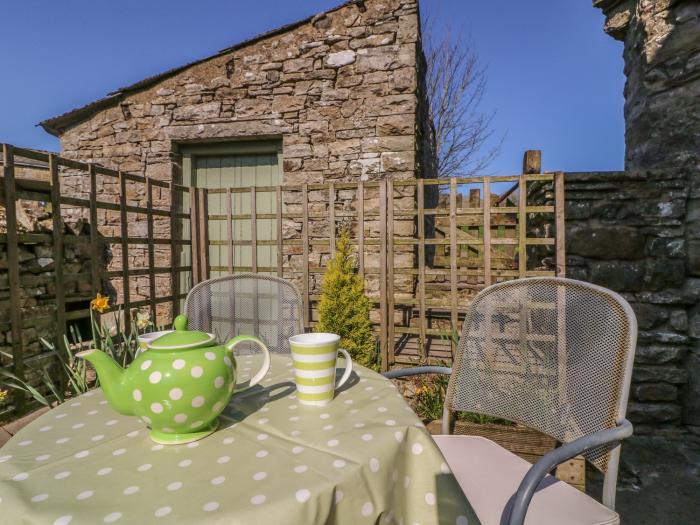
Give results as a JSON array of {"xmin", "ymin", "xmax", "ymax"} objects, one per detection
[
  {"xmin": 136, "ymin": 311, "xmax": 151, "ymax": 330},
  {"xmin": 90, "ymin": 293, "xmax": 110, "ymax": 313},
  {"xmin": 0, "ymin": 390, "xmax": 8, "ymax": 403}
]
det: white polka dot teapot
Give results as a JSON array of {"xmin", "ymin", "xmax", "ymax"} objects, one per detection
[{"xmin": 76, "ymin": 314, "xmax": 271, "ymax": 445}]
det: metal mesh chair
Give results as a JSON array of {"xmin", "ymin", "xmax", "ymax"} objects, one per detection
[
  {"xmin": 384, "ymin": 277, "xmax": 637, "ymax": 525},
  {"xmin": 184, "ymin": 273, "xmax": 303, "ymax": 354}
]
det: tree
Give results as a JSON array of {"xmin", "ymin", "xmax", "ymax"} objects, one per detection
[
  {"xmin": 422, "ymin": 14, "xmax": 500, "ymax": 178},
  {"xmin": 316, "ymin": 229, "xmax": 378, "ymax": 371}
]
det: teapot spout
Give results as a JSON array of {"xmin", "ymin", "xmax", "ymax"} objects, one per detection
[{"xmin": 76, "ymin": 349, "xmax": 132, "ymax": 415}]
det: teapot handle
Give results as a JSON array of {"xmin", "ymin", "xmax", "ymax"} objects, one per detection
[{"xmin": 225, "ymin": 335, "xmax": 271, "ymax": 390}]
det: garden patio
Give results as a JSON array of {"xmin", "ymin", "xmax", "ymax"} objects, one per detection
[
  {"xmin": 0, "ymin": 143, "xmax": 636, "ymax": 525},
  {"xmin": 0, "ymin": 144, "xmax": 564, "ymax": 413},
  {"xmin": 2, "ymin": 0, "xmax": 700, "ymax": 522}
]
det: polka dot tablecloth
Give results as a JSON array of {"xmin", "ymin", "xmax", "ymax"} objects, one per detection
[{"xmin": 0, "ymin": 355, "xmax": 477, "ymax": 525}]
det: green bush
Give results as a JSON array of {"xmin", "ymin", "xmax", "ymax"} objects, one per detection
[
  {"xmin": 413, "ymin": 373, "xmax": 449, "ymax": 421},
  {"xmin": 316, "ymin": 229, "xmax": 379, "ymax": 370},
  {"xmin": 407, "ymin": 329, "xmax": 515, "ymax": 425},
  {"xmin": 0, "ymin": 304, "xmax": 153, "ymax": 409},
  {"xmin": 411, "ymin": 372, "xmax": 512, "ymax": 425}
]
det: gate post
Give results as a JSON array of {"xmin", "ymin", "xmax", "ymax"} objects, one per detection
[
  {"xmin": 190, "ymin": 188, "xmax": 210, "ymax": 285},
  {"xmin": 200, "ymin": 188, "xmax": 210, "ymax": 282},
  {"xmin": 379, "ymin": 180, "xmax": 388, "ymax": 371},
  {"xmin": 554, "ymin": 172, "xmax": 566, "ymax": 277},
  {"xmin": 2, "ymin": 144, "xmax": 25, "ymax": 415}
]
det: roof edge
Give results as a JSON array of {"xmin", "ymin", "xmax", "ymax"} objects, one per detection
[{"xmin": 39, "ymin": 0, "xmax": 365, "ymax": 137}]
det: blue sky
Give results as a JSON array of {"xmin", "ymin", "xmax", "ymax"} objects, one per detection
[{"xmin": 0, "ymin": 0, "xmax": 625, "ymax": 173}]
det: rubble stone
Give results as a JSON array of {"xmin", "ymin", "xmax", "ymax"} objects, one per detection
[
  {"xmin": 558, "ymin": 169, "xmax": 693, "ymax": 430},
  {"xmin": 594, "ymin": 0, "xmax": 700, "ymax": 429}
]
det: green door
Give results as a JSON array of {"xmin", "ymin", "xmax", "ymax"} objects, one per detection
[{"xmin": 184, "ymin": 142, "xmax": 283, "ymax": 278}]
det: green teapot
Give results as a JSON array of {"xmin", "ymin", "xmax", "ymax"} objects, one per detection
[{"xmin": 76, "ymin": 314, "xmax": 271, "ymax": 445}]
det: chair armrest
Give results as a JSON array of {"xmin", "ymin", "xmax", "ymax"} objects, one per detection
[
  {"xmin": 508, "ymin": 419, "xmax": 633, "ymax": 525},
  {"xmin": 382, "ymin": 366, "xmax": 452, "ymax": 379}
]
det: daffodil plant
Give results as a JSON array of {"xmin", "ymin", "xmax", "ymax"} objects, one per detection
[{"xmin": 1, "ymin": 293, "xmax": 161, "ymax": 410}]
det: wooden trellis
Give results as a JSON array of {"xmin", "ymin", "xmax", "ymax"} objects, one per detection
[
  {"xmin": 0, "ymin": 145, "xmax": 565, "ymax": 423},
  {"xmin": 0, "ymin": 144, "xmax": 193, "ymax": 419},
  {"xmin": 190, "ymin": 159, "xmax": 565, "ymax": 370}
]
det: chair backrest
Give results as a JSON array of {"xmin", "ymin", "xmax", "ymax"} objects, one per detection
[
  {"xmin": 445, "ymin": 277, "xmax": 636, "ymax": 474},
  {"xmin": 184, "ymin": 273, "xmax": 304, "ymax": 354}
]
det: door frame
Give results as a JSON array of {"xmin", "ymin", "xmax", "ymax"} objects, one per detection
[
  {"xmin": 178, "ymin": 139, "xmax": 284, "ymax": 290},
  {"xmin": 180, "ymin": 140, "xmax": 283, "ymax": 187}
]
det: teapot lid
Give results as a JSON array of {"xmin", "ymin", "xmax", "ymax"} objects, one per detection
[{"xmin": 148, "ymin": 315, "xmax": 216, "ymax": 350}]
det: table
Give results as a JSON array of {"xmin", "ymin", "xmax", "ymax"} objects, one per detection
[{"xmin": 0, "ymin": 355, "xmax": 477, "ymax": 525}]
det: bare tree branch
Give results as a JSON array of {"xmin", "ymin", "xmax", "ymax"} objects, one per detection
[{"xmin": 422, "ymin": 13, "xmax": 501, "ymax": 178}]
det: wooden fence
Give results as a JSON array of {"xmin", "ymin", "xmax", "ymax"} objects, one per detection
[
  {"xmin": 189, "ymin": 160, "xmax": 565, "ymax": 368},
  {"xmin": 0, "ymin": 144, "xmax": 192, "ymax": 418},
  {"xmin": 0, "ymin": 144, "xmax": 565, "ymax": 420}
]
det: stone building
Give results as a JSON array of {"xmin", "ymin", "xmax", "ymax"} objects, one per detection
[
  {"xmin": 41, "ymin": 0, "xmax": 423, "ymax": 183},
  {"xmin": 584, "ymin": 0, "xmax": 700, "ymax": 432},
  {"xmin": 39, "ymin": 0, "xmax": 426, "ymax": 316}
]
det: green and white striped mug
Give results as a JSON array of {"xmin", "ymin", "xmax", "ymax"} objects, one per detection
[{"xmin": 289, "ymin": 333, "xmax": 353, "ymax": 406}]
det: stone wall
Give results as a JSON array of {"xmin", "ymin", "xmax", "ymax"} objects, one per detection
[
  {"xmin": 594, "ymin": 0, "xmax": 700, "ymax": 430},
  {"xmin": 46, "ymin": 0, "xmax": 424, "ymax": 309},
  {"xmin": 564, "ymin": 169, "xmax": 694, "ymax": 434},
  {"xmin": 595, "ymin": 0, "xmax": 699, "ymax": 172},
  {"xmin": 0, "ymin": 193, "xmax": 97, "ymax": 421}
]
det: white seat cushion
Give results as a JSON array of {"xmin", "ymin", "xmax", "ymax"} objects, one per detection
[{"xmin": 434, "ymin": 435, "xmax": 619, "ymax": 525}]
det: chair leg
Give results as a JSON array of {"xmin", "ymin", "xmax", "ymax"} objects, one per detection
[
  {"xmin": 602, "ymin": 444, "xmax": 621, "ymax": 510},
  {"xmin": 441, "ymin": 407, "xmax": 452, "ymax": 435}
]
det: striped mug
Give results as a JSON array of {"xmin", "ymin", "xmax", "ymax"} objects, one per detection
[{"xmin": 289, "ymin": 333, "xmax": 353, "ymax": 406}]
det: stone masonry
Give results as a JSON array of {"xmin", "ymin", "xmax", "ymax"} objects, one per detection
[
  {"xmin": 591, "ymin": 0, "xmax": 699, "ymax": 430},
  {"xmin": 40, "ymin": 0, "xmax": 425, "ymax": 322},
  {"xmin": 595, "ymin": 0, "xmax": 699, "ymax": 172},
  {"xmin": 0, "ymin": 157, "xmax": 98, "ymax": 421},
  {"xmin": 564, "ymin": 169, "xmax": 691, "ymax": 434}
]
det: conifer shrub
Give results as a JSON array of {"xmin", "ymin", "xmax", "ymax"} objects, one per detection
[{"xmin": 316, "ymin": 228, "xmax": 379, "ymax": 370}]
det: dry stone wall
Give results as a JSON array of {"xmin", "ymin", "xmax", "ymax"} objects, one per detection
[
  {"xmin": 0, "ymin": 172, "xmax": 99, "ymax": 421},
  {"xmin": 563, "ymin": 169, "xmax": 694, "ymax": 434},
  {"xmin": 594, "ymin": 0, "xmax": 700, "ymax": 431},
  {"xmin": 52, "ymin": 0, "xmax": 424, "ymax": 309},
  {"xmin": 595, "ymin": 0, "xmax": 699, "ymax": 172}
]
